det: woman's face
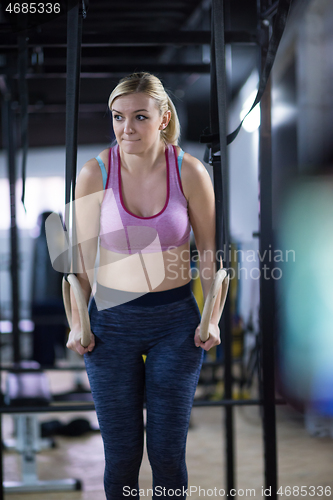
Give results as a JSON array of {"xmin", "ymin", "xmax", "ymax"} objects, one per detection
[{"xmin": 111, "ymin": 92, "xmax": 170, "ymax": 154}]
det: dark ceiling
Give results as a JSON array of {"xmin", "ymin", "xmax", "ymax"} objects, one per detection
[{"xmin": 0, "ymin": 0, "xmax": 259, "ymax": 148}]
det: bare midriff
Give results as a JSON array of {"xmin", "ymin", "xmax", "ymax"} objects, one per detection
[{"xmin": 96, "ymin": 240, "xmax": 191, "ymax": 292}]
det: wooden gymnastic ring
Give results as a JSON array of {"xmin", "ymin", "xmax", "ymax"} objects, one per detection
[
  {"xmin": 62, "ymin": 274, "xmax": 91, "ymax": 348},
  {"xmin": 199, "ymin": 269, "xmax": 230, "ymax": 342}
]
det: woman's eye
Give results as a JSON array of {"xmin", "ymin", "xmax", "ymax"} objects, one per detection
[
  {"xmin": 113, "ymin": 114, "xmax": 122, "ymax": 121},
  {"xmin": 136, "ymin": 115, "xmax": 147, "ymax": 120}
]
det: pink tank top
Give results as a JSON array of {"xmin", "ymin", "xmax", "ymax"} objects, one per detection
[{"xmin": 99, "ymin": 144, "xmax": 191, "ymax": 254}]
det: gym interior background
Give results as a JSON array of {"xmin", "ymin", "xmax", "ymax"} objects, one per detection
[{"xmin": 1, "ymin": 0, "xmax": 333, "ymax": 498}]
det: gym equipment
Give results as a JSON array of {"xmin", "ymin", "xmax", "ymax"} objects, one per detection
[
  {"xmin": 62, "ymin": 274, "xmax": 91, "ymax": 348},
  {"xmin": 200, "ymin": 269, "xmax": 229, "ymax": 342},
  {"xmin": 31, "ymin": 211, "xmax": 67, "ymax": 365},
  {"xmin": 64, "ymin": 267, "xmax": 229, "ymax": 348},
  {"xmin": 3, "ymin": 362, "xmax": 81, "ymax": 493},
  {"xmin": 61, "ymin": 0, "xmax": 89, "ymax": 347},
  {"xmin": 199, "ymin": 0, "xmax": 292, "ymax": 494}
]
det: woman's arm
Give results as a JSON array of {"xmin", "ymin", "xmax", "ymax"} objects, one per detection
[
  {"xmin": 66, "ymin": 158, "xmax": 104, "ymax": 355},
  {"xmin": 181, "ymin": 153, "xmax": 223, "ymax": 351}
]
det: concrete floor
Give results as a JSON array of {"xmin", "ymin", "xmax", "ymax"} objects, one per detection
[{"xmin": 2, "ymin": 370, "xmax": 333, "ymax": 499}]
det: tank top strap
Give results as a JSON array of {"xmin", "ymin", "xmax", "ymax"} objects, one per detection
[
  {"xmin": 95, "ymin": 155, "xmax": 107, "ymax": 189},
  {"xmin": 105, "ymin": 145, "xmax": 119, "ymax": 193},
  {"xmin": 168, "ymin": 144, "xmax": 186, "ymax": 198},
  {"xmin": 177, "ymin": 149, "xmax": 185, "ymax": 176}
]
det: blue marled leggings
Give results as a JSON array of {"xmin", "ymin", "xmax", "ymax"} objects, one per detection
[{"xmin": 84, "ymin": 283, "xmax": 203, "ymax": 500}]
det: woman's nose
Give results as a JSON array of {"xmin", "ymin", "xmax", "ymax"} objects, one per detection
[{"xmin": 124, "ymin": 120, "xmax": 134, "ymax": 134}]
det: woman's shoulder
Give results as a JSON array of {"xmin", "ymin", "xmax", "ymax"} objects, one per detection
[
  {"xmin": 96, "ymin": 147, "xmax": 110, "ymax": 169},
  {"xmin": 174, "ymin": 145, "xmax": 207, "ymax": 174},
  {"xmin": 76, "ymin": 148, "xmax": 110, "ymax": 198},
  {"xmin": 174, "ymin": 146, "xmax": 212, "ymax": 200}
]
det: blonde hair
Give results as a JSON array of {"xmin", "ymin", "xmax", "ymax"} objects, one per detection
[{"xmin": 108, "ymin": 72, "xmax": 180, "ymax": 146}]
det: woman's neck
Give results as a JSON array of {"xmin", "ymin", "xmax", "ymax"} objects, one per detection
[{"xmin": 120, "ymin": 140, "xmax": 166, "ymax": 175}]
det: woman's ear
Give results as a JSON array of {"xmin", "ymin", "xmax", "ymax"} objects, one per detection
[{"xmin": 159, "ymin": 110, "xmax": 171, "ymax": 130}]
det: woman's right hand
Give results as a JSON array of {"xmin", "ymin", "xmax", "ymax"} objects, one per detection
[{"xmin": 66, "ymin": 327, "xmax": 95, "ymax": 356}]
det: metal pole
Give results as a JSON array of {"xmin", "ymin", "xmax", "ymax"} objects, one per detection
[
  {"xmin": 211, "ymin": 0, "xmax": 235, "ymax": 494},
  {"xmin": 258, "ymin": 7, "xmax": 278, "ymax": 498},
  {"xmin": 65, "ymin": 0, "xmax": 83, "ymax": 274},
  {"xmin": 2, "ymin": 76, "xmax": 21, "ymax": 364}
]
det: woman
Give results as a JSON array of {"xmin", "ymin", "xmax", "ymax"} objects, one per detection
[{"xmin": 67, "ymin": 72, "xmax": 223, "ymax": 499}]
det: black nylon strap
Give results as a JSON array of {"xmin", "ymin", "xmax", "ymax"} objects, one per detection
[
  {"xmin": 209, "ymin": 14, "xmax": 219, "ymax": 147},
  {"xmin": 200, "ymin": 0, "xmax": 292, "ymax": 150},
  {"xmin": 18, "ymin": 35, "xmax": 29, "ymax": 211},
  {"xmin": 65, "ymin": 0, "xmax": 83, "ymax": 276},
  {"xmin": 203, "ymin": 13, "xmax": 220, "ymax": 164},
  {"xmin": 226, "ymin": 0, "xmax": 292, "ymax": 145},
  {"xmin": 211, "ymin": 0, "xmax": 230, "ymax": 270}
]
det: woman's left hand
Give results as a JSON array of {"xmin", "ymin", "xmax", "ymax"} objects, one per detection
[{"xmin": 194, "ymin": 322, "xmax": 220, "ymax": 351}]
